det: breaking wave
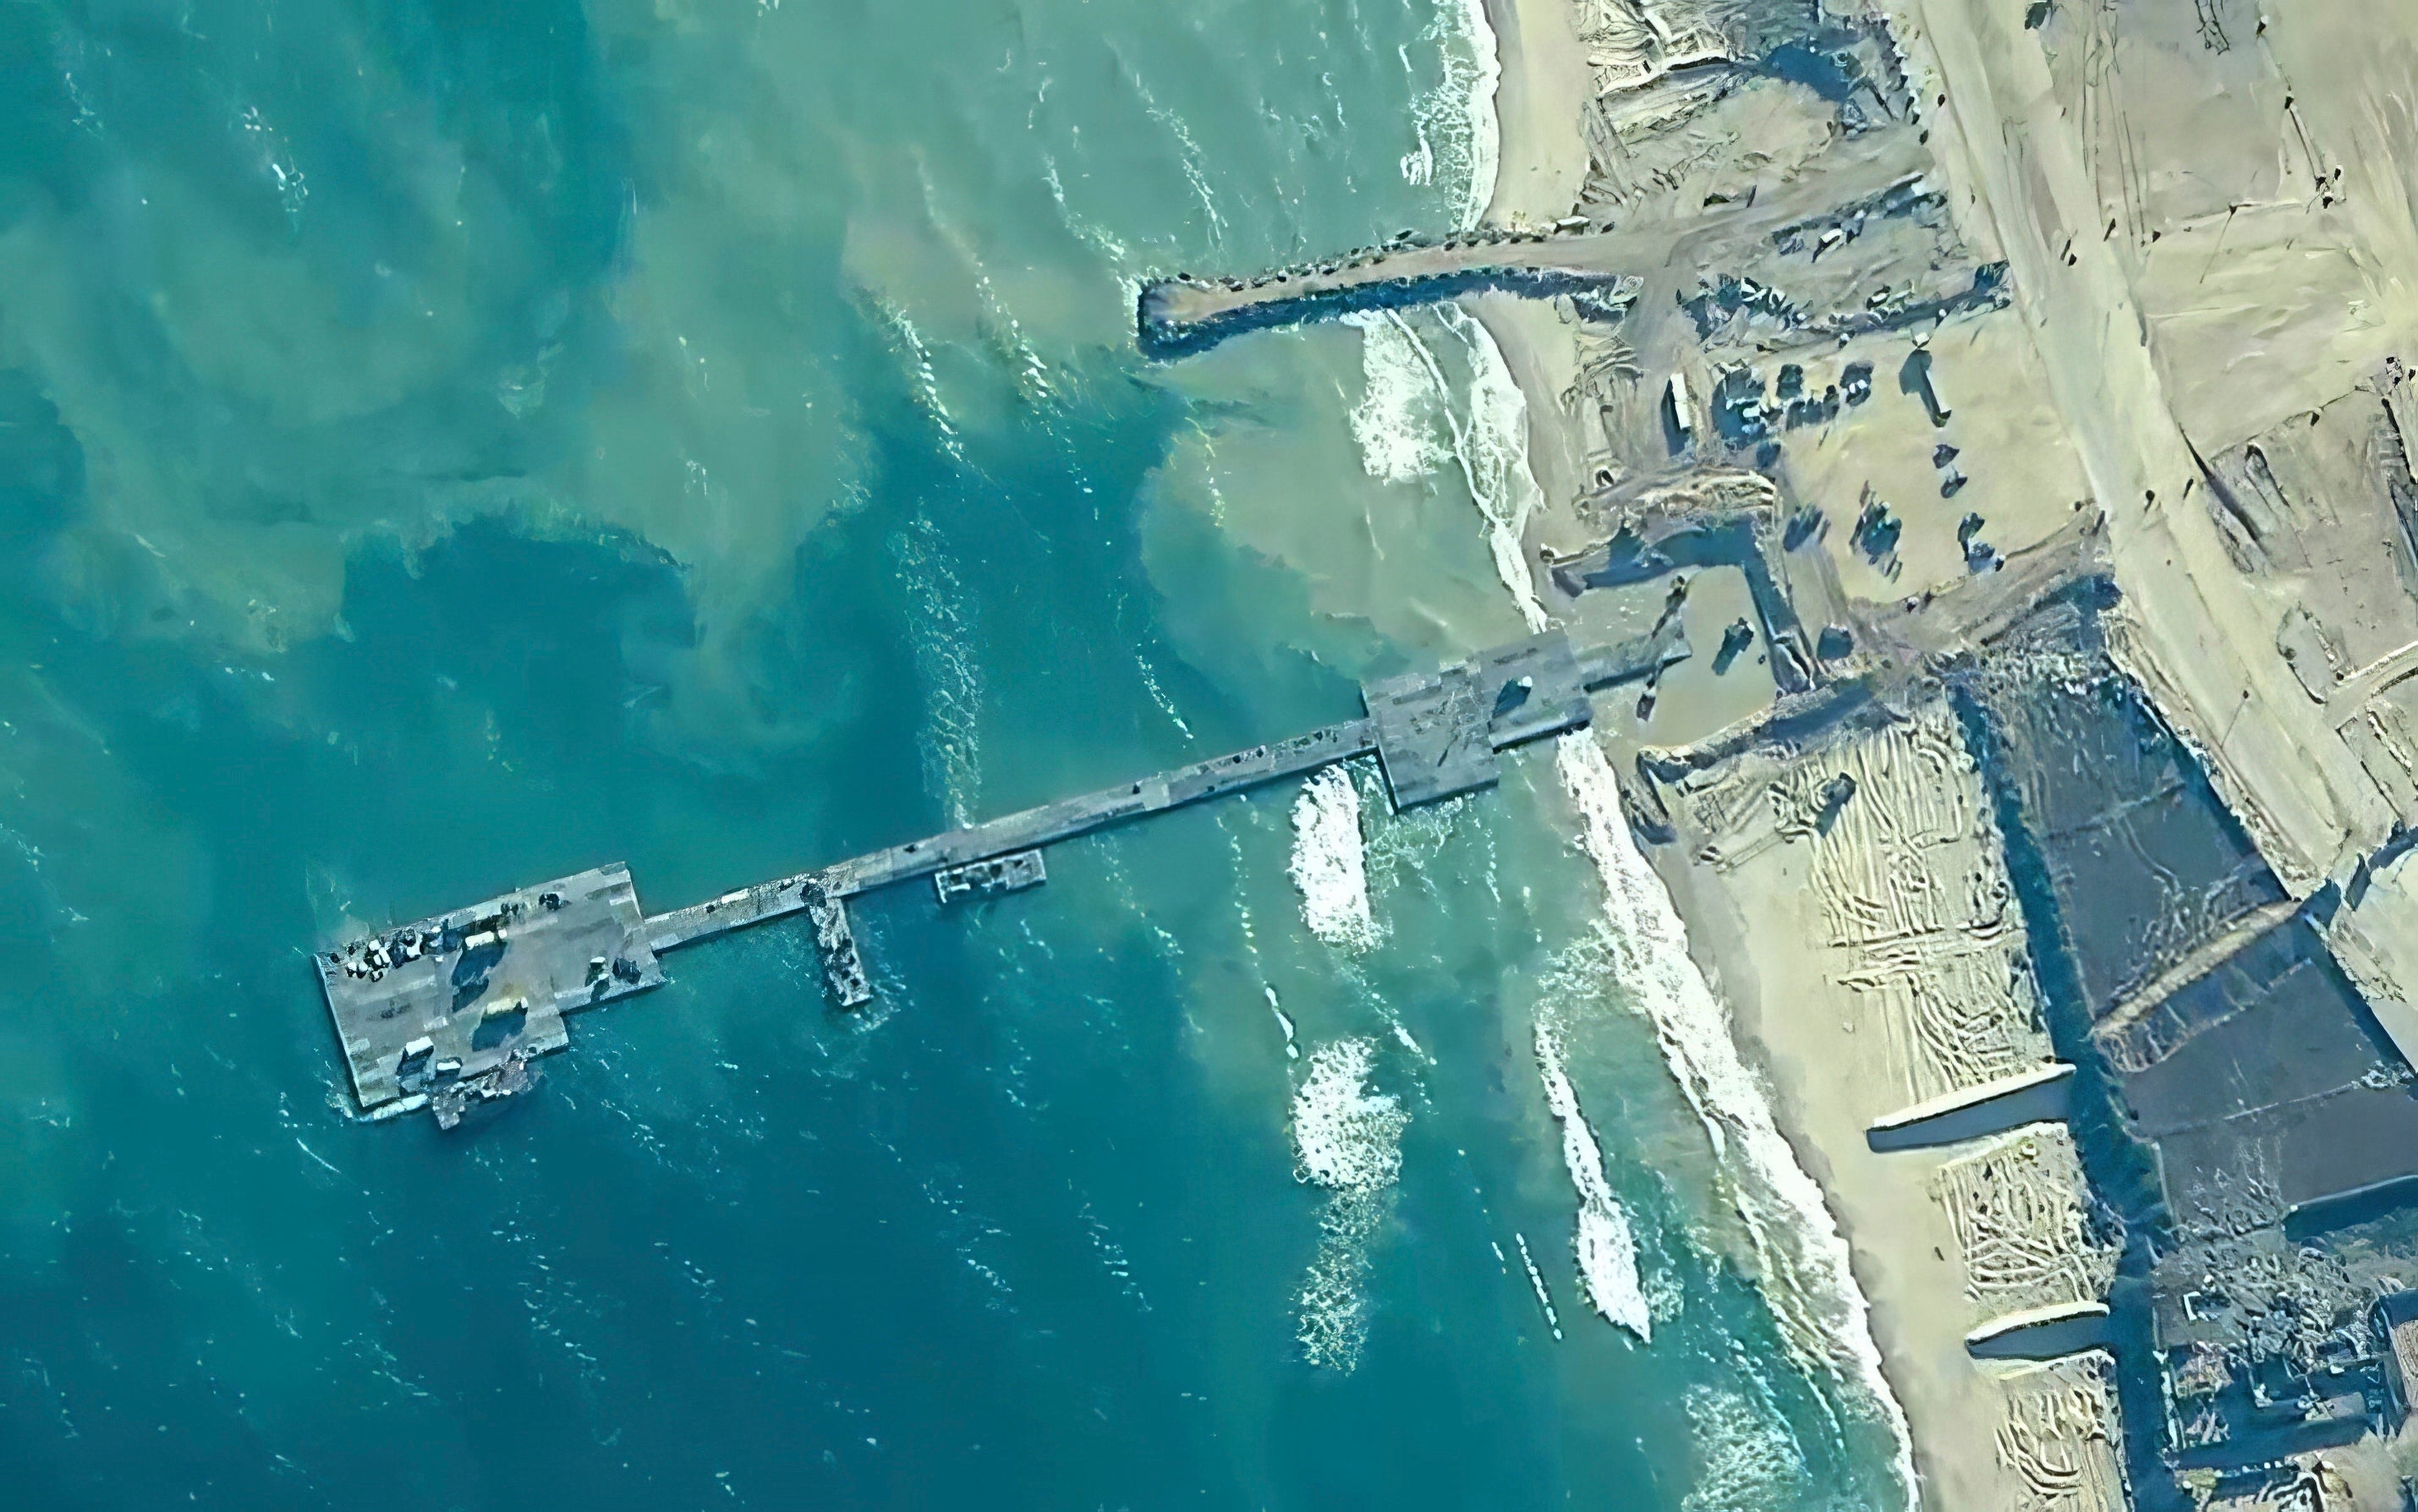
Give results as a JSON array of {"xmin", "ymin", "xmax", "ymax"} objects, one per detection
[
  {"xmin": 1533, "ymin": 1009, "xmax": 1652, "ymax": 1341},
  {"xmin": 1291, "ymin": 1037, "xmax": 1406, "ymax": 1192},
  {"xmin": 1343, "ymin": 312, "xmax": 1450, "ymax": 485},
  {"xmin": 1289, "ymin": 764, "xmax": 1382, "ymax": 951},
  {"xmin": 1436, "ymin": 303, "xmax": 1549, "ymax": 631},
  {"xmin": 1555, "ymin": 733, "xmax": 1917, "ymax": 1506},
  {"xmin": 1443, "ymin": 297, "xmax": 1918, "ymax": 1501},
  {"xmin": 1407, "ymin": 0, "xmax": 1501, "ymax": 229},
  {"xmin": 1681, "ymin": 1383, "xmax": 1811, "ymax": 1512},
  {"xmin": 1290, "ymin": 1038, "xmax": 1410, "ymax": 1371}
]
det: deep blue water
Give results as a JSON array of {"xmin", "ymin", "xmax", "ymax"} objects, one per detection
[{"xmin": 0, "ymin": 1, "xmax": 1902, "ymax": 1507}]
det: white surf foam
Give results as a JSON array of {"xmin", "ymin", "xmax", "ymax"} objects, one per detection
[
  {"xmin": 1298, "ymin": 1186, "xmax": 1387, "ymax": 1370},
  {"xmin": 1290, "ymin": 1038, "xmax": 1410, "ymax": 1371},
  {"xmin": 1435, "ymin": 303, "xmax": 1549, "ymax": 632},
  {"xmin": 1445, "ymin": 304, "xmax": 1918, "ymax": 1504},
  {"xmin": 1533, "ymin": 1011, "xmax": 1652, "ymax": 1341},
  {"xmin": 1409, "ymin": 0, "xmax": 1502, "ymax": 229},
  {"xmin": 1342, "ymin": 313, "xmax": 1450, "ymax": 485},
  {"xmin": 1288, "ymin": 764, "xmax": 1382, "ymax": 952},
  {"xmin": 1291, "ymin": 1037, "xmax": 1407, "ymax": 1192},
  {"xmin": 1264, "ymin": 985, "xmax": 1299, "ymax": 1061},
  {"xmin": 1556, "ymin": 734, "xmax": 1916, "ymax": 1505},
  {"xmin": 1514, "ymin": 1230, "xmax": 1564, "ymax": 1340},
  {"xmin": 1681, "ymin": 1383, "xmax": 1810, "ymax": 1512}
]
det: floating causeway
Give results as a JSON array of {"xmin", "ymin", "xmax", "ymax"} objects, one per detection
[{"xmin": 315, "ymin": 626, "xmax": 1685, "ymax": 1125}]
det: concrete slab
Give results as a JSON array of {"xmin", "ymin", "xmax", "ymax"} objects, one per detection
[{"xmin": 316, "ymin": 864, "xmax": 662, "ymax": 1120}]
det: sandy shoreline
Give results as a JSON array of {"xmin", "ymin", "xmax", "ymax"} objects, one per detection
[
  {"xmin": 1640, "ymin": 708, "xmax": 2123, "ymax": 1512},
  {"xmin": 1134, "ymin": 0, "xmax": 2418, "ymax": 1498},
  {"xmin": 1470, "ymin": 3, "xmax": 2119, "ymax": 1507}
]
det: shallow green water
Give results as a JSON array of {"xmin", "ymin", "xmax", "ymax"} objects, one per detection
[{"xmin": 0, "ymin": 1, "xmax": 1903, "ymax": 1506}]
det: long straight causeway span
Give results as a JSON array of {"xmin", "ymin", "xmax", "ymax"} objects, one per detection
[
  {"xmin": 640, "ymin": 717, "xmax": 1380, "ymax": 955},
  {"xmin": 315, "ymin": 626, "xmax": 1685, "ymax": 1126}
]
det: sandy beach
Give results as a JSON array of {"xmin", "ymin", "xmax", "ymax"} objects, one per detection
[
  {"xmin": 1644, "ymin": 699, "xmax": 2124, "ymax": 1511},
  {"xmin": 1472, "ymin": 2, "xmax": 2125, "ymax": 1504},
  {"xmin": 1132, "ymin": 0, "xmax": 2418, "ymax": 1501}
]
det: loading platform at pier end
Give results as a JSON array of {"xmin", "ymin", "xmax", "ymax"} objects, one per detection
[{"xmin": 315, "ymin": 627, "xmax": 1685, "ymax": 1126}]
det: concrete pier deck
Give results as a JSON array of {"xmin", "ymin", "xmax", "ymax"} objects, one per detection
[
  {"xmin": 315, "ymin": 625, "xmax": 1684, "ymax": 1125},
  {"xmin": 639, "ymin": 717, "xmax": 1380, "ymax": 956}
]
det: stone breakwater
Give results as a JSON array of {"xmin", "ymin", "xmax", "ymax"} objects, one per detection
[{"xmin": 1137, "ymin": 224, "xmax": 1640, "ymax": 358}]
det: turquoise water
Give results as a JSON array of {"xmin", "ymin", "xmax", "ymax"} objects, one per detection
[{"xmin": 0, "ymin": 1, "xmax": 1903, "ymax": 1506}]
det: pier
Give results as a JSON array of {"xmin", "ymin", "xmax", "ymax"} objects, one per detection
[{"xmin": 315, "ymin": 625, "xmax": 1686, "ymax": 1126}]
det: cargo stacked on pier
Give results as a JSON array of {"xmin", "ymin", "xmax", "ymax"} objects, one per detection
[{"xmin": 316, "ymin": 864, "xmax": 664, "ymax": 1126}]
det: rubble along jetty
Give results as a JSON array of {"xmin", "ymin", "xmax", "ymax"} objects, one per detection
[
  {"xmin": 1138, "ymin": 228, "xmax": 1638, "ymax": 358},
  {"xmin": 1135, "ymin": 136, "xmax": 1933, "ymax": 359},
  {"xmin": 315, "ymin": 625, "xmax": 1687, "ymax": 1127}
]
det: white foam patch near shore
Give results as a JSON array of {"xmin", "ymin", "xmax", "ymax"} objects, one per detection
[
  {"xmin": 1343, "ymin": 313, "xmax": 1450, "ymax": 485},
  {"xmin": 1409, "ymin": 0, "xmax": 1501, "ymax": 229},
  {"xmin": 1436, "ymin": 304, "xmax": 1549, "ymax": 633},
  {"xmin": 1681, "ymin": 1383, "xmax": 1810, "ymax": 1512},
  {"xmin": 1291, "ymin": 1038, "xmax": 1407, "ymax": 1192},
  {"xmin": 1291, "ymin": 1038, "xmax": 1409, "ymax": 1371},
  {"xmin": 1264, "ymin": 985, "xmax": 1298, "ymax": 1060},
  {"xmin": 1289, "ymin": 765, "xmax": 1381, "ymax": 951},
  {"xmin": 1534, "ymin": 1013, "xmax": 1652, "ymax": 1340}
]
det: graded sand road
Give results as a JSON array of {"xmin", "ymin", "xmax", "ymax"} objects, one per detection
[{"xmin": 1880, "ymin": 0, "xmax": 2412, "ymax": 896}]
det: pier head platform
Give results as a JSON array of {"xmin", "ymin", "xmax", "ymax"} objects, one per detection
[{"xmin": 316, "ymin": 626, "xmax": 1686, "ymax": 1126}]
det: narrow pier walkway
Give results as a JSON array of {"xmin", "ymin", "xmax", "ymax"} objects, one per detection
[{"xmin": 314, "ymin": 626, "xmax": 1683, "ymax": 1126}]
